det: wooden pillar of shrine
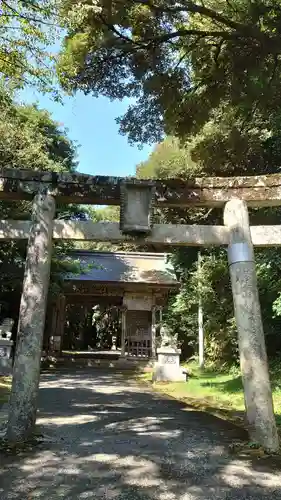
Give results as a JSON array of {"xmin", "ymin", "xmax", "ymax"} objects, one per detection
[
  {"xmin": 49, "ymin": 294, "xmax": 66, "ymax": 353},
  {"xmin": 151, "ymin": 306, "xmax": 157, "ymax": 358},
  {"xmin": 151, "ymin": 305, "xmax": 164, "ymax": 357},
  {"xmin": 120, "ymin": 306, "xmax": 127, "ymax": 356}
]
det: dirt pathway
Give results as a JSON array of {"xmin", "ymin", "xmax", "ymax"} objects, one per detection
[{"xmin": 0, "ymin": 370, "xmax": 280, "ymax": 499}]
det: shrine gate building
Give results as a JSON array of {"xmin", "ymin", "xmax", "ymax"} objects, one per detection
[{"xmin": 48, "ymin": 250, "xmax": 179, "ymax": 358}]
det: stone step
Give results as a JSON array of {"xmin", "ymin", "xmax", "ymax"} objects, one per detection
[{"xmin": 41, "ymin": 356, "xmax": 155, "ymax": 372}]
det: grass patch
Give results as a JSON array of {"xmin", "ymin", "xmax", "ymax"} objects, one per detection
[
  {"xmin": 0, "ymin": 377, "xmax": 11, "ymax": 407},
  {"xmin": 137, "ymin": 362, "xmax": 281, "ymax": 434}
]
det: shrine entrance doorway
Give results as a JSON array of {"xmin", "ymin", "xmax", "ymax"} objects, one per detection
[{"xmin": 63, "ymin": 298, "xmax": 123, "ymax": 353}]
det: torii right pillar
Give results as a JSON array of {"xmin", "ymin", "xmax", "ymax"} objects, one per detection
[{"xmin": 224, "ymin": 199, "xmax": 279, "ymax": 452}]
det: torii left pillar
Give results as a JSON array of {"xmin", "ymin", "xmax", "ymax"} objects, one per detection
[{"xmin": 6, "ymin": 194, "xmax": 55, "ymax": 443}]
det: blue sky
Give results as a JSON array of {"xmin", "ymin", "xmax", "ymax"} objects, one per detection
[{"xmin": 19, "ymin": 88, "xmax": 153, "ymax": 177}]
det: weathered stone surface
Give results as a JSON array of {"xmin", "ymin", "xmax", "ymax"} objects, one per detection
[
  {"xmin": 224, "ymin": 199, "xmax": 279, "ymax": 452},
  {"xmin": 153, "ymin": 347, "xmax": 186, "ymax": 382},
  {"xmin": 6, "ymin": 194, "xmax": 55, "ymax": 443},
  {"xmin": 1, "ymin": 168, "xmax": 281, "ymax": 206},
  {"xmin": 120, "ymin": 180, "xmax": 155, "ymax": 234},
  {"xmin": 2, "ymin": 220, "xmax": 281, "ymax": 247}
]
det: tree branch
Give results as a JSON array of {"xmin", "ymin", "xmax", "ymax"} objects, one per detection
[
  {"xmin": 131, "ymin": 0, "xmax": 246, "ymax": 31},
  {"xmin": 99, "ymin": 14, "xmax": 248, "ymax": 50},
  {"xmin": 99, "ymin": 15, "xmax": 145, "ymax": 48},
  {"xmin": 144, "ymin": 29, "xmax": 248, "ymax": 47},
  {"xmin": 1, "ymin": 0, "xmax": 58, "ymax": 26}
]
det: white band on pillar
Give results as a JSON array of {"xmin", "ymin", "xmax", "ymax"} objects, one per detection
[{"xmin": 228, "ymin": 242, "xmax": 254, "ymax": 266}]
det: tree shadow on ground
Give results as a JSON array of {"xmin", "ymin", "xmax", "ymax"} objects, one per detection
[
  {"xmin": 201, "ymin": 375, "xmax": 243, "ymax": 393},
  {"xmin": 202, "ymin": 371, "xmax": 281, "ymax": 394},
  {"xmin": 0, "ymin": 370, "xmax": 281, "ymax": 500}
]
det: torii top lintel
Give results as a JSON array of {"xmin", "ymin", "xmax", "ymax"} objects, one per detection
[{"xmin": 0, "ymin": 168, "xmax": 280, "ymax": 207}]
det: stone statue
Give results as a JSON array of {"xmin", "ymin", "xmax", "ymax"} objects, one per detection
[
  {"xmin": 0, "ymin": 318, "xmax": 14, "ymax": 340},
  {"xmin": 153, "ymin": 323, "xmax": 186, "ymax": 382},
  {"xmin": 158, "ymin": 324, "xmax": 178, "ymax": 350}
]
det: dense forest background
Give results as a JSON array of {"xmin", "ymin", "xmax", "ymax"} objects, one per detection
[{"xmin": 2, "ymin": 0, "xmax": 281, "ymax": 366}]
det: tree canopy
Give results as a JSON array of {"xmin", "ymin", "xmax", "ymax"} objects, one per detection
[
  {"xmin": 58, "ymin": 0, "xmax": 281, "ymax": 144},
  {"xmin": 0, "ymin": 1, "xmax": 60, "ymax": 93},
  {"xmin": 0, "ymin": 89, "xmax": 77, "ymax": 174},
  {"xmin": 0, "ymin": 88, "xmax": 84, "ymax": 326},
  {"xmin": 136, "ymin": 121, "xmax": 281, "ymax": 364},
  {"xmin": 2, "ymin": 0, "xmax": 281, "ymax": 367}
]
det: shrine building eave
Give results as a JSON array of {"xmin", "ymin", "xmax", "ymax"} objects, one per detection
[{"xmin": 62, "ymin": 250, "xmax": 179, "ymax": 287}]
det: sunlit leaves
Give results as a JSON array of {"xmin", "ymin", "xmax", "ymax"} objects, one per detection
[
  {"xmin": 0, "ymin": 0, "xmax": 60, "ymax": 93},
  {"xmin": 0, "ymin": 88, "xmax": 78, "ymax": 172},
  {"xmin": 57, "ymin": 0, "xmax": 281, "ymax": 143}
]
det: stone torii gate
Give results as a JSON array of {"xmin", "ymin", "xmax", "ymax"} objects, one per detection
[{"xmin": 1, "ymin": 168, "xmax": 280, "ymax": 452}]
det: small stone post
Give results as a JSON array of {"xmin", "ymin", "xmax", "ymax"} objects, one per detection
[
  {"xmin": 224, "ymin": 199, "xmax": 279, "ymax": 452},
  {"xmin": 120, "ymin": 306, "xmax": 127, "ymax": 356},
  {"xmin": 6, "ymin": 194, "xmax": 55, "ymax": 443}
]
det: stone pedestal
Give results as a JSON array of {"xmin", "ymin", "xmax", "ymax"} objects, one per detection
[
  {"xmin": 153, "ymin": 347, "xmax": 186, "ymax": 382},
  {"xmin": 0, "ymin": 338, "xmax": 13, "ymax": 375}
]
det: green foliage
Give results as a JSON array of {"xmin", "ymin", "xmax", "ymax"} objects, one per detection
[
  {"xmin": 136, "ymin": 107, "xmax": 281, "ymax": 180},
  {"xmin": 87, "ymin": 206, "xmax": 120, "ymax": 223},
  {"xmin": 0, "ymin": 89, "xmax": 77, "ymax": 173},
  {"xmin": 58, "ymin": 0, "xmax": 281, "ymax": 144},
  {"xmin": 137, "ymin": 136, "xmax": 200, "ymax": 179},
  {"xmin": 0, "ymin": 88, "xmax": 83, "ymax": 320},
  {"xmin": 3, "ymin": 0, "xmax": 281, "ymax": 369},
  {"xmin": 137, "ymin": 117, "xmax": 281, "ymax": 365},
  {"xmin": 166, "ymin": 247, "xmax": 281, "ymax": 365},
  {"xmin": 166, "ymin": 250, "xmax": 237, "ymax": 364},
  {"xmin": 144, "ymin": 360, "xmax": 281, "ymax": 436},
  {"xmin": 0, "ymin": 1, "xmax": 60, "ymax": 94}
]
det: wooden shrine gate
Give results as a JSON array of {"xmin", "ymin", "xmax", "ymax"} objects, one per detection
[{"xmin": 1, "ymin": 168, "xmax": 281, "ymax": 452}]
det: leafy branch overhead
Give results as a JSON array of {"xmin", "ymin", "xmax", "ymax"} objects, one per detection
[
  {"xmin": 58, "ymin": 0, "xmax": 281, "ymax": 144},
  {"xmin": 0, "ymin": 0, "xmax": 60, "ymax": 93}
]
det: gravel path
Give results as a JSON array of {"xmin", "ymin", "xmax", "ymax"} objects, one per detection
[{"xmin": 0, "ymin": 370, "xmax": 280, "ymax": 499}]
